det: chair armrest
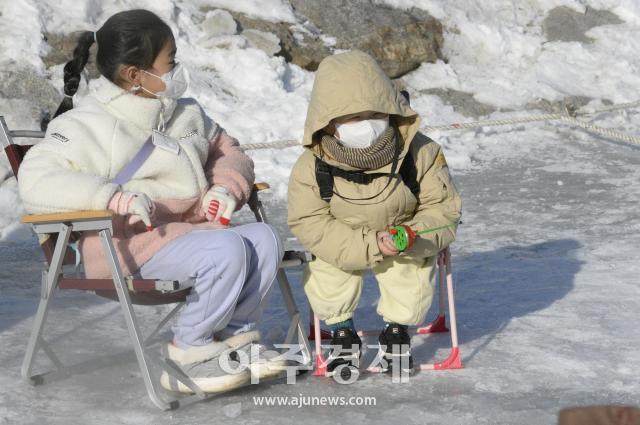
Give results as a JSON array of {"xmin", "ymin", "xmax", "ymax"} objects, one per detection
[
  {"xmin": 22, "ymin": 210, "xmax": 114, "ymax": 224},
  {"xmin": 253, "ymin": 182, "xmax": 270, "ymax": 192}
]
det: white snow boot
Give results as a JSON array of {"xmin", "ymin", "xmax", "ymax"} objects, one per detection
[
  {"xmin": 160, "ymin": 341, "xmax": 250, "ymax": 393},
  {"xmin": 222, "ymin": 331, "xmax": 288, "ymax": 380}
]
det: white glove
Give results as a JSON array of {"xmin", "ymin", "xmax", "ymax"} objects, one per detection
[
  {"xmin": 108, "ymin": 191, "xmax": 155, "ymax": 229},
  {"xmin": 201, "ymin": 186, "xmax": 237, "ymax": 225}
]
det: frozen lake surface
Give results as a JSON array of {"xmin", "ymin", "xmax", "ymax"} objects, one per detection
[{"xmin": 1, "ymin": 118, "xmax": 639, "ymax": 424}]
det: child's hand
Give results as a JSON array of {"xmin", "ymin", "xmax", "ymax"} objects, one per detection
[
  {"xmin": 201, "ymin": 185, "xmax": 236, "ymax": 226},
  {"xmin": 377, "ymin": 231, "xmax": 399, "ymax": 256},
  {"xmin": 108, "ymin": 191, "xmax": 155, "ymax": 230}
]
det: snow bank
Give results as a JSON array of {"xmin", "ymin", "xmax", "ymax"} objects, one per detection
[{"xmin": 383, "ymin": 0, "xmax": 640, "ymax": 108}]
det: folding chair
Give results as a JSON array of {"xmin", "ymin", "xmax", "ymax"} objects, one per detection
[
  {"xmin": 310, "ymin": 246, "xmax": 462, "ymax": 376},
  {"xmin": 1, "ymin": 116, "xmax": 313, "ymax": 410}
]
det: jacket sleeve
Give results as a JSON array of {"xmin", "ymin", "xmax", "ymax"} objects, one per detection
[
  {"xmin": 402, "ymin": 137, "xmax": 462, "ymax": 257},
  {"xmin": 203, "ymin": 127, "xmax": 255, "ymax": 209},
  {"xmin": 287, "ymin": 151, "xmax": 384, "ymax": 271},
  {"xmin": 17, "ymin": 119, "xmax": 119, "ymax": 214}
]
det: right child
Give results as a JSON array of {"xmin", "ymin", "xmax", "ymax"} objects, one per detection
[{"xmin": 287, "ymin": 51, "xmax": 462, "ymax": 375}]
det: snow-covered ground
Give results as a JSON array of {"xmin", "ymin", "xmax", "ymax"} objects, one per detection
[{"xmin": 1, "ymin": 1, "xmax": 639, "ymax": 424}]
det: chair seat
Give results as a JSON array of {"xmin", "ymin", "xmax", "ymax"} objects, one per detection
[
  {"xmin": 56, "ymin": 249, "xmax": 310, "ymax": 306},
  {"xmin": 59, "ymin": 278, "xmax": 191, "ymax": 305},
  {"xmin": 94, "ymin": 289, "xmax": 190, "ymax": 305}
]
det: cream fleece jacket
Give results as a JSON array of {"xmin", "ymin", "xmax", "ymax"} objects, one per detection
[{"xmin": 18, "ymin": 77, "xmax": 255, "ymax": 278}]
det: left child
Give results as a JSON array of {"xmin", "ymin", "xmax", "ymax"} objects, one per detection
[{"xmin": 18, "ymin": 9, "xmax": 285, "ymax": 393}]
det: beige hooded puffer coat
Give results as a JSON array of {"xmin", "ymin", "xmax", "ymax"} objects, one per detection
[{"xmin": 288, "ymin": 51, "xmax": 462, "ymax": 270}]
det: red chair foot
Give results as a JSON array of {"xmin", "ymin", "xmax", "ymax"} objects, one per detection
[
  {"xmin": 313, "ymin": 354, "xmax": 328, "ymax": 376},
  {"xmin": 416, "ymin": 315, "xmax": 449, "ymax": 334},
  {"xmin": 433, "ymin": 347, "xmax": 463, "ymax": 370}
]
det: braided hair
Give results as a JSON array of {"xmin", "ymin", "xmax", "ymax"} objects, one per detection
[
  {"xmin": 51, "ymin": 9, "xmax": 173, "ymax": 120},
  {"xmin": 52, "ymin": 31, "xmax": 95, "ymax": 119}
]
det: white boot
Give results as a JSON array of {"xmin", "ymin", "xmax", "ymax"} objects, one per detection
[
  {"xmin": 222, "ymin": 331, "xmax": 288, "ymax": 380},
  {"xmin": 160, "ymin": 341, "xmax": 250, "ymax": 393}
]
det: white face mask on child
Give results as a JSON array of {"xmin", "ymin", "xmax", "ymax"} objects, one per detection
[
  {"xmin": 141, "ymin": 62, "xmax": 189, "ymax": 99},
  {"xmin": 336, "ymin": 117, "xmax": 389, "ymax": 149}
]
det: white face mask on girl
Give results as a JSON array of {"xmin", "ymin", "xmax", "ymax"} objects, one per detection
[
  {"xmin": 336, "ymin": 117, "xmax": 389, "ymax": 149},
  {"xmin": 140, "ymin": 62, "xmax": 189, "ymax": 99}
]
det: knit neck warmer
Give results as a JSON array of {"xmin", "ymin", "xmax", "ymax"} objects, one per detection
[{"xmin": 321, "ymin": 126, "xmax": 398, "ymax": 170}]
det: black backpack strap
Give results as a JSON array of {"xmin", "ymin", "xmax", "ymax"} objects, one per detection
[
  {"xmin": 331, "ymin": 167, "xmax": 386, "ymax": 184},
  {"xmin": 315, "ymin": 158, "xmax": 335, "ymax": 202},
  {"xmin": 314, "ymin": 92, "xmax": 418, "ymax": 201},
  {"xmin": 316, "ymin": 151, "xmax": 420, "ymax": 202},
  {"xmin": 315, "ymin": 157, "xmax": 391, "ymax": 201},
  {"xmin": 399, "ymin": 148, "xmax": 420, "ymax": 197}
]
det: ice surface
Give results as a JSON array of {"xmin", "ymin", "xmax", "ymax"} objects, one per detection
[{"xmin": 1, "ymin": 1, "xmax": 639, "ymax": 423}]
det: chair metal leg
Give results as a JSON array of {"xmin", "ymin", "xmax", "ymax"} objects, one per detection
[
  {"xmin": 144, "ymin": 303, "xmax": 184, "ymax": 347},
  {"xmin": 308, "ymin": 305, "xmax": 333, "ymax": 341},
  {"xmin": 420, "ymin": 247, "xmax": 463, "ymax": 371},
  {"xmin": 98, "ymin": 229, "xmax": 177, "ymax": 410},
  {"xmin": 277, "ymin": 269, "xmax": 312, "ymax": 367},
  {"xmin": 21, "ymin": 274, "xmax": 56, "ymax": 384},
  {"xmin": 21, "ymin": 223, "xmax": 72, "ymax": 384},
  {"xmin": 248, "ymin": 191, "xmax": 269, "ymax": 224},
  {"xmin": 312, "ymin": 313, "xmax": 328, "ymax": 376},
  {"xmin": 444, "ymin": 249, "xmax": 461, "ymax": 349},
  {"xmin": 249, "ymin": 192, "xmax": 313, "ymax": 367},
  {"xmin": 148, "ymin": 352, "xmax": 207, "ymax": 398},
  {"xmin": 416, "ymin": 258, "xmax": 449, "ymax": 335}
]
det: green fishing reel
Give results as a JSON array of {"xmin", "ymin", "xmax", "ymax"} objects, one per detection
[
  {"xmin": 389, "ymin": 223, "xmax": 459, "ymax": 252},
  {"xmin": 388, "ymin": 225, "xmax": 417, "ymax": 252}
]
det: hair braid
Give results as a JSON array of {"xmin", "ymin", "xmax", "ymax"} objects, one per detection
[{"xmin": 52, "ymin": 31, "xmax": 95, "ymax": 119}]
